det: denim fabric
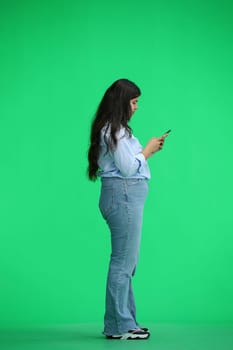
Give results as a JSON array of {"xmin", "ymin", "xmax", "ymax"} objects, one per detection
[{"xmin": 99, "ymin": 177, "xmax": 149, "ymax": 335}]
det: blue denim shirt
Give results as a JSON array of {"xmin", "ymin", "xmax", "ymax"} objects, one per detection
[{"xmin": 98, "ymin": 127, "xmax": 151, "ymax": 179}]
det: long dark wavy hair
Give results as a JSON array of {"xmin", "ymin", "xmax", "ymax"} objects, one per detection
[{"xmin": 87, "ymin": 79, "xmax": 141, "ymax": 181}]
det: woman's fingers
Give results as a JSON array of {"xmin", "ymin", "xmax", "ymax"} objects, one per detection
[{"xmin": 159, "ymin": 138, "xmax": 165, "ymax": 149}]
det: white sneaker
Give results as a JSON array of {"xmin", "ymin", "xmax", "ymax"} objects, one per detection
[{"xmin": 106, "ymin": 328, "xmax": 150, "ymax": 340}]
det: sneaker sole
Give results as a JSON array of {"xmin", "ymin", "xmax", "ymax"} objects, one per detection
[{"xmin": 106, "ymin": 333, "xmax": 150, "ymax": 340}]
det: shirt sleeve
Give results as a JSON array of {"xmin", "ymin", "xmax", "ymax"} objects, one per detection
[{"xmin": 109, "ymin": 130, "xmax": 146, "ymax": 177}]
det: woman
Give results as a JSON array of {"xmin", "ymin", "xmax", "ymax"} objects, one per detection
[{"xmin": 87, "ymin": 79, "xmax": 168, "ymax": 340}]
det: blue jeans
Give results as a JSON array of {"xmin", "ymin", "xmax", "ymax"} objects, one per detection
[{"xmin": 99, "ymin": 177, "xmax": 149, "ymax": 335}]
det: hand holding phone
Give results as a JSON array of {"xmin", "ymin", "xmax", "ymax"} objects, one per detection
[
  {"xmin": 142, "ymin": 129, "xmax": 171, "ymax": 159},
  {"xmin": 159, "ymin": 129, "xmax": 171, "ymax": 141},
  {"xmin": 163, "ymin": 129, "xmax": 171, "ymax": 137}
]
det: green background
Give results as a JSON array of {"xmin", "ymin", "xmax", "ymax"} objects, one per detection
[{"xmin": 1, "ymin": 0, "xmax": 233, "ymax": 327}]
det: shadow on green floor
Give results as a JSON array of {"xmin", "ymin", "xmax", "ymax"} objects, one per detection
[{"xmin": 0, "ymin": 323, "xmax": 233, "ymax": 350}]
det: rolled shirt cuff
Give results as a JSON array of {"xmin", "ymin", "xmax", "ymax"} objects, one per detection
[{"xmin": 135, "ymin": 153, "xmax": 146, "ymax": 173}]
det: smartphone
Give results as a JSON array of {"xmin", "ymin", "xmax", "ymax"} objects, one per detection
[{"xmin": 163, "ymin": 129, "xmax": 171, "ymax": 137}]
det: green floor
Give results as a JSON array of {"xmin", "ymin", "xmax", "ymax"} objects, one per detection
[{"xmin": 0, "ymin": 323, "xmax": 233, "ymax": 350}]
